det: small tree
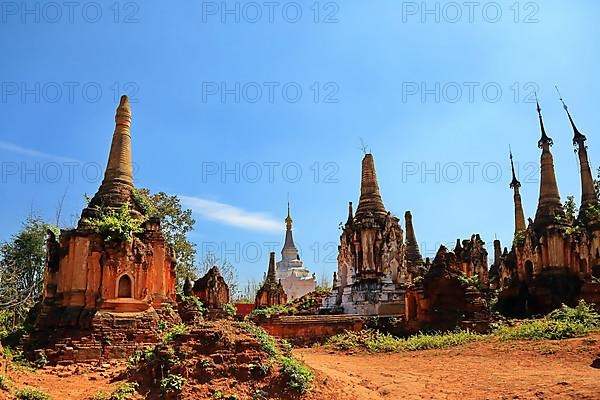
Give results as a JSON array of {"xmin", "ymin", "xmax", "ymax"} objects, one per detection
[
  {"xmin": 0, "ymin": 215, "xmax": 56, "ymax": 330},
  {"xmin": 564, "ymin": 195, "xmax": 577, "ymax": 225},
  {"xmin": 238, "ymin": 278, "xmax": 261, "ymax": 303},
  {"xmin": 134, "ymin": 189, "xmax": 197, "ymax": 289}
]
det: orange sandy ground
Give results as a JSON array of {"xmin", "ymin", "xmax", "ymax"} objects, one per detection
[
  {"xmin": 1, "ymin": 334, "xmax": 599, "ymax": 400},
  {"xmin": 298, "ymin": 334, "xmax": 600, "ymax": 400}
]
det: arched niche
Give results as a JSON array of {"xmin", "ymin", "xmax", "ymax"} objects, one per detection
[{"xmin": 117, "ymin": 274, "xmax": 133, "ymax": 298}]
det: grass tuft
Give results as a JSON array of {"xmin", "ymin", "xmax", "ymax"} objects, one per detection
[
  {"xmin": 14, "ymin": 386, "xmax": 52, "ymax": 400},
  {"xmin": 326, "ymin": 329, "xmax": 484, "ymax": 352},
  {"xmin": 495, "ymin": 300, "xmax": 600, "ymax": 341}
]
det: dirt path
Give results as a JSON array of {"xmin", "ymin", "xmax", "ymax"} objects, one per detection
[{"xmin": 295, "ymin": 335, "xmax": 600, "ymax": 400}]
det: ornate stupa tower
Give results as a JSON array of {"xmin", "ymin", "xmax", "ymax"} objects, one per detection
[
  {"xmin": 533, "ymin": 99, "xmax": 564, "ymax": 231},
  {"xmin": 324, "ymin": 153, "xmax": 407, "ymax": 315},
  {"xmin": 509, "ymin": 148, "xmax": 527, "ymax": 235},
  {"xmin": 275, "ymin": 203, "xmax": 316, "ymax": 300},
  {"xmin": 558, "ymin": 91, "xmax": 598, "ymax": 213},
  {"xmin": 80, "ymin": 95, "xmax": 143, "ymax": 226}
]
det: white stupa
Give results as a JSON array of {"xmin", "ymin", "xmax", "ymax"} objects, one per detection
[{"xmin": 275, "ymin": 203, "xmax": 316, "ymax": 300}]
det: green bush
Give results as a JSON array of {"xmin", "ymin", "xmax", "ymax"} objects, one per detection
[
  {"xmin": 548, "ymin": 300, "xmax": 600, "ymax": 327},
  {"xmin": 223, "ymin": 303, "xmax": 236, "ymax": 317},
  {"xmin": 326, "ymin": 329, "xmax": 484, "ymax": 352},
  {"xmin": 495, "ymin": 301, "xmax": 599, "ymax": 341},
  {"xmin": 0, "ymin": 375, "xmax": 12, "ymax": 391},
  {"xmin": 131, "ymin": 188, "xmax": 155, "ymax": 216},
  {"xmin": 160, "ymin": 373, "xmax": 186, "ymax": 393},
  {"xmin": 181, "ymin": 295, "xmax": 208, "ymax": 315},
  {"xmin": 457, "ymin": 273, "xmax": 482, "ymax": 289},
  {"xmin": 279, "ymin": 356, "xmax": 314, "ymax": 393},
  {"xmin": 162, "ymin": 324, "xmax": 188, "ymax": 343},
  {"xmin": 109, "ymin": 382, "xmax": 138, "ymax": 400},
  {"xmin": 513, "ymin": 231, "xmax": 526, "ymax": 246},
  {"xmin": 14, "ymin": 386, "xmax": 52, "ymax": 400},
  {"xmin": 88, "ymin": 203, "xmax": 143, "ymax": 242},
  {"xmin": 127, "ymin": 345, "xmax": 156, "ymax": 369}
]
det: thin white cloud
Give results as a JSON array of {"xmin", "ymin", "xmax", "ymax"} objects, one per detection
[
  {"xmin": 180, "ymin": 195, "xmax": 281, "ymax": 234},
  {"xmin": 0, "ymin": 140, "xmax": 79, "ymax": 163}
]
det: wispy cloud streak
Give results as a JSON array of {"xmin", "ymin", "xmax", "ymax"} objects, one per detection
[
  {"xmin": 180, "ymin": 195, "xmax": 281, "ymax": 234},
  {"xmin": 0, "ymin": 140, "xmax": 80, "ymax": 163}
]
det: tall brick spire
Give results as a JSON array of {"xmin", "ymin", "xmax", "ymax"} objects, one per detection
[
  {"xmin": 80, "ymin": 96, "xmax": 141, "ymax": 226},
  {"xmin": 103, "ymin": 95, "xmax": 134, "ymax": 188},
  {"xmin": 509, "ymin": 148, "xmax": 527, "ymax": 234},
  {"xmin": 557, "ymin": 89, "xmax": 597, "ymax": 211},
  {"xmin": 404, "ymin": 211, "xmax": 422, "ymax": 266},
  {"xmin": 355, "ymin": 153, "xmax": 387, "ymax": 221},
  {"xmin": 533, "ymin": 99, "xmax": 563, "ymax": 229},
  {"xmin": 266, "ymin": 252, "xmax": 277, "ymax": 284}
]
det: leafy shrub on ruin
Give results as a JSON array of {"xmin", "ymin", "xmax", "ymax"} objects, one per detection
[
  {"xmin": 238, "ymin": 321, "xmax": 314, "ymax": 393},
  {"xmin": 458, "ymin": 273, "xmax": 482, "ymax": 289},
  {"xmin": 223, "ymin": 303, "xmax": 236, "ymax": 317},
  {"xmin": 88, "ymin": 203, "xmax": 143, "ymax": 242},
  {"xmin": 162, "ymin": 324, "xmax": 189, "ymax": 343},
  {"xmin": 513, "ymin": 231, "xmax": 526, "ymax": 247},
  {"xmin": 127, "ymin": 345, "xmax": 156, "ymax": 369},
  {"xmin": 181, "ymin": 295, "xmax": 208, "ymax": 316},
  {"xmin": 160, "ymin": 373, "xmax": 186, "ymax": 394}
]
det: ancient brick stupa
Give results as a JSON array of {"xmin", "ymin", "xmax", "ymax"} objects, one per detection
[
  {"xmin": 27, "ymin": 96, "xmax": 178, "ymax": 362},
  {"xmin": 191, "ymin": 266, "xmax": 230, "ymax": 309},
  {"xmin": 255, "ymin": 252, "xmax": 287, "ymax": 308},
  {"xmin": 404, "ymin": 245, "xmax": 491, "ymax": 333},
  {"xmin": 493, "ymin": 98, "xmax": 600, "ymax": 315}
]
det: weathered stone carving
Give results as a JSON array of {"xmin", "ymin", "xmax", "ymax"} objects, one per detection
[{"xmin": 192, "ymin": 266, "xmax": 230, "ymax": 309}]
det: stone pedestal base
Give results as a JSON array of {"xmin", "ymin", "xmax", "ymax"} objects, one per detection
[
  {"xmin": 323, "ymin": 281, "xmax": 406, "ymax": 316},
  {"xmin": 100, "ymin": 298, "xmax": 152, "ymax": 313}
]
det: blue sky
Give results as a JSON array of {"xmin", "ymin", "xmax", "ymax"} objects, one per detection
[{"xmin": 1, "ymin": 1, "xmax": 599, "ymax": 285}]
